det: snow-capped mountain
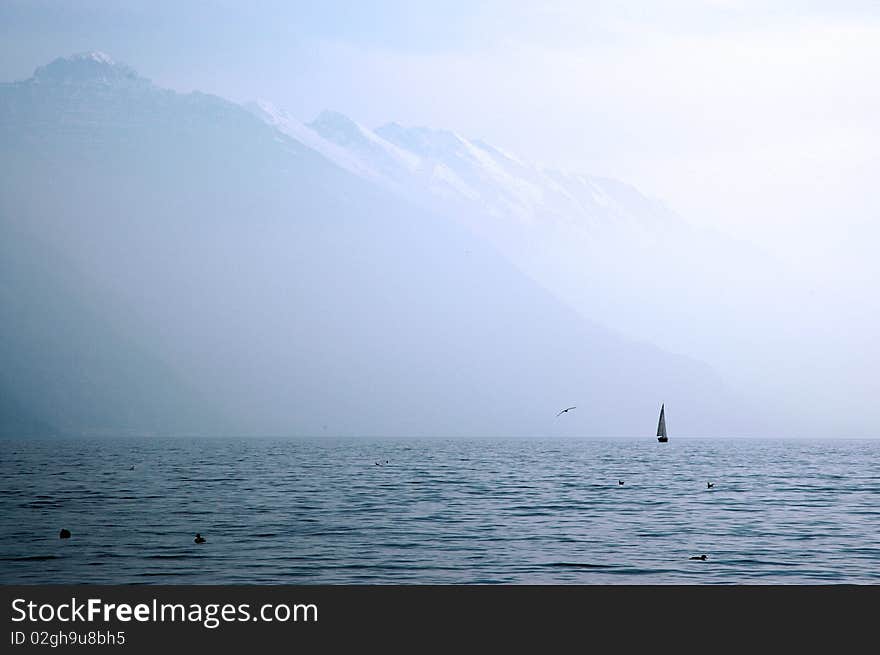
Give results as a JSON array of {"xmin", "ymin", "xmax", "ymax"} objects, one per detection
[
  {"xmin": 247, "ymin": 101, "xmax": 392, "ymax": 186},
  {"xmin": 250, "ymin": 101, "xmax": 679, "ymax": 236},
  {"xmin": 31, "ymin": 51, "xmax": 144, "ymax": 86},
  {"xmin": 244, "ymin": 101, "xmax": 855, "ymax": 434},
  {"xmin": 2, "ymin": 53, "xmax": 764, "ymax": 438},
  {"xmin": 246, "ymin": 102, "xmax": 796, "ymax": 388}
]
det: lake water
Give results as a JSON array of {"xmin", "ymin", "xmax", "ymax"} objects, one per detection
[{"xmin": 1, "ymin": 437, "xmax": 879, "ymax": 584}]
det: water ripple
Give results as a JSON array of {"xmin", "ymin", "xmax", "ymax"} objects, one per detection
[{"xmin": 1, "ymin": 436, "xmax": 879, "ymax": 584}]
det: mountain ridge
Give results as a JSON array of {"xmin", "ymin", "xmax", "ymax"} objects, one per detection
[{"xmin": 0, "ymin": 54, "xmax": 787, "ymax": 437}]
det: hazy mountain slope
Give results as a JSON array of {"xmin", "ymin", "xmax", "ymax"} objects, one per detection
[
  {"xmin": 322, "ymin": 115, "xmax": 803, "ymax": 379},
  {"xmin": 0, "ymin": 224, "xmax": 217, "ymax": 436},
  {"xmin": 0, "ymin": 388, "xmax": 56, "ymax": 438},
  {"xmin": 0, "ymin": 53, "xmax": 762, "ymax": 437},
  {"xmin": 252, "ymin": 103, "xmax": 842, "ymax": 433}
]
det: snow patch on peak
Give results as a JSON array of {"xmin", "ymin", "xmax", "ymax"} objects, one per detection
[
  {"xmin": 309, "ymin": 110, "xmax": 420, "ymax": 172},
  {"xmin": 32, "ymin": 52, "xmax": 144, "ymax": 86},
  {"xmin": 309, "ymin": 110, "xmax": 362, "ymax": 142},
  {"xmin": 71, "ymin": 51, "xmax": 116, "ymax": 65},
  {"xmin": 247, "ymin": 101, "xmax": 427, "ymax": 195},
  {"xmin": 375, "ymin": 123, "xmax": 468, "ymax": 161},
  {"xmin": 248, "ymin": 99, "xmax": 284, "ymax": 123},
  {"xmin": 245, "ymin": 101, "xmax": 385, "ymax": 181},
  {"xmin": 471, "ymin": 139, "xmax": 526, "ymax": 168},
  {"xmin": 252, "ymin": 105, "xmax": 680, "ymax": 238}
]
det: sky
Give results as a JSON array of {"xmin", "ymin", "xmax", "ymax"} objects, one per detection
[{"xmin": 2, "ymin": 0, "xmax": 878, "ymax": 270}]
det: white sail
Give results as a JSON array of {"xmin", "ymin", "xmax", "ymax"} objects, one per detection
[{"xmin": 657, "ymin": 404, "xmax": 667, "ymax": 438}]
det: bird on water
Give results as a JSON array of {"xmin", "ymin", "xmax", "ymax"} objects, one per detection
[
  {"xmin": 689, "ymin": 555, "xmax": 708, "ymax": 561},
  {"xmin": 618, "ymin": 480, "xmax": 625, "ymax": 486},
  {"xmin": 194, "ymin": 533, "xmax": 206, "ymax": 544},
  {"xmin": 707, "ymin": 482, "xmax": 714, "ymax": 489},
  {"xmin": 59, "ymin": 529, "xmax": 71, "ymax": 539}
]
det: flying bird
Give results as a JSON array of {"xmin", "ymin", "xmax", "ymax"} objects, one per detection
[{"xmin": 556, "ymin": 406, "xmax": 576, "ymax": 417}]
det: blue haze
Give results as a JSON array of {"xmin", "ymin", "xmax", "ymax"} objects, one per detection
[
  {"xmin": 0, "ymin": 53, "xmax": 755, "ymax": 439},
  {"xmin": 2, "ymin": 5, "xmax": 879, "ymax": 588}
]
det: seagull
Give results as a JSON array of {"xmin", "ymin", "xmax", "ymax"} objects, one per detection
[{"xmin": 556, "ymin": 406, "xmax": 576, "ymax": 417}]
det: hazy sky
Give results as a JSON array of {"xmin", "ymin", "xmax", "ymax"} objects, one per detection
[{"xmin": 3, "ymin": 0, "xmax": 879, "ymax": 267}]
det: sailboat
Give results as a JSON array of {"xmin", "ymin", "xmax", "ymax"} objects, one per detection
[{"xmin": 656, "ymin": 403, "xmax": 668, "ymax": 443}]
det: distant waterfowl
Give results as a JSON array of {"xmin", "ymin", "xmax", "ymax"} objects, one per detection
[
  {"xmin": 194, "ymin": 533, "xmax": 206, "ymax": 544},
  {"xmin": 707, "ymin": 482, "xmax": 714, "ymax": 489},
  {"xmin": 556, "ymin": 406, "xmax": 576, "ymax": 417},
  {"xmin": 59, "ymin": 529, "xmax": 71, "ymax": 539},
  {"xmin": 618, "ymin": 480, "xmax": 624, "ymax": 486},
  {"xmin": 129, "ymin": 465, "xmax": 135, "ymax": 470},
  {"xmin": 689, "ymin": 555, "xmax": 708, "ymax": 561}
]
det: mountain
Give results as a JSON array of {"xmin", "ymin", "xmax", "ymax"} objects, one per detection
[
  {"xmin": 0, "ymin": 53, "xmax": 765, "ymax": 437},
  {"xmin": 0, "ymin": 223, "xmax": 216, "ymax": 437},
  {"xmin": 249, "ymin": 100, "xmax": 829, "ymax": 431}
]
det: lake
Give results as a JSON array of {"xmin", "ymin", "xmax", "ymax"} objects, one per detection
[{"xmin": 1, "ymin": 437, "xmax": 878, "ymax": 584}]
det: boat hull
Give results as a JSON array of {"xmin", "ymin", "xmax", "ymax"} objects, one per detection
[{"xmin": 657, "ymin": 436, "xmax": 668, "ymax": 443}]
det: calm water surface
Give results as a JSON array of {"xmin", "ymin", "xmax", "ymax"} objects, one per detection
[{"xmin": 1, "ymin": 437, "xmax": 879, "ymax": 584}]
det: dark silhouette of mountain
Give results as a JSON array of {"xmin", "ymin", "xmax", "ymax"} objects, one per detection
[
  {"xmin": 0, "ymin": 223, "xmax": 219, "ymax": 436},
  {"xmin": 0, "ymin": 53, "xmax": 744, "ymax": 437}
]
